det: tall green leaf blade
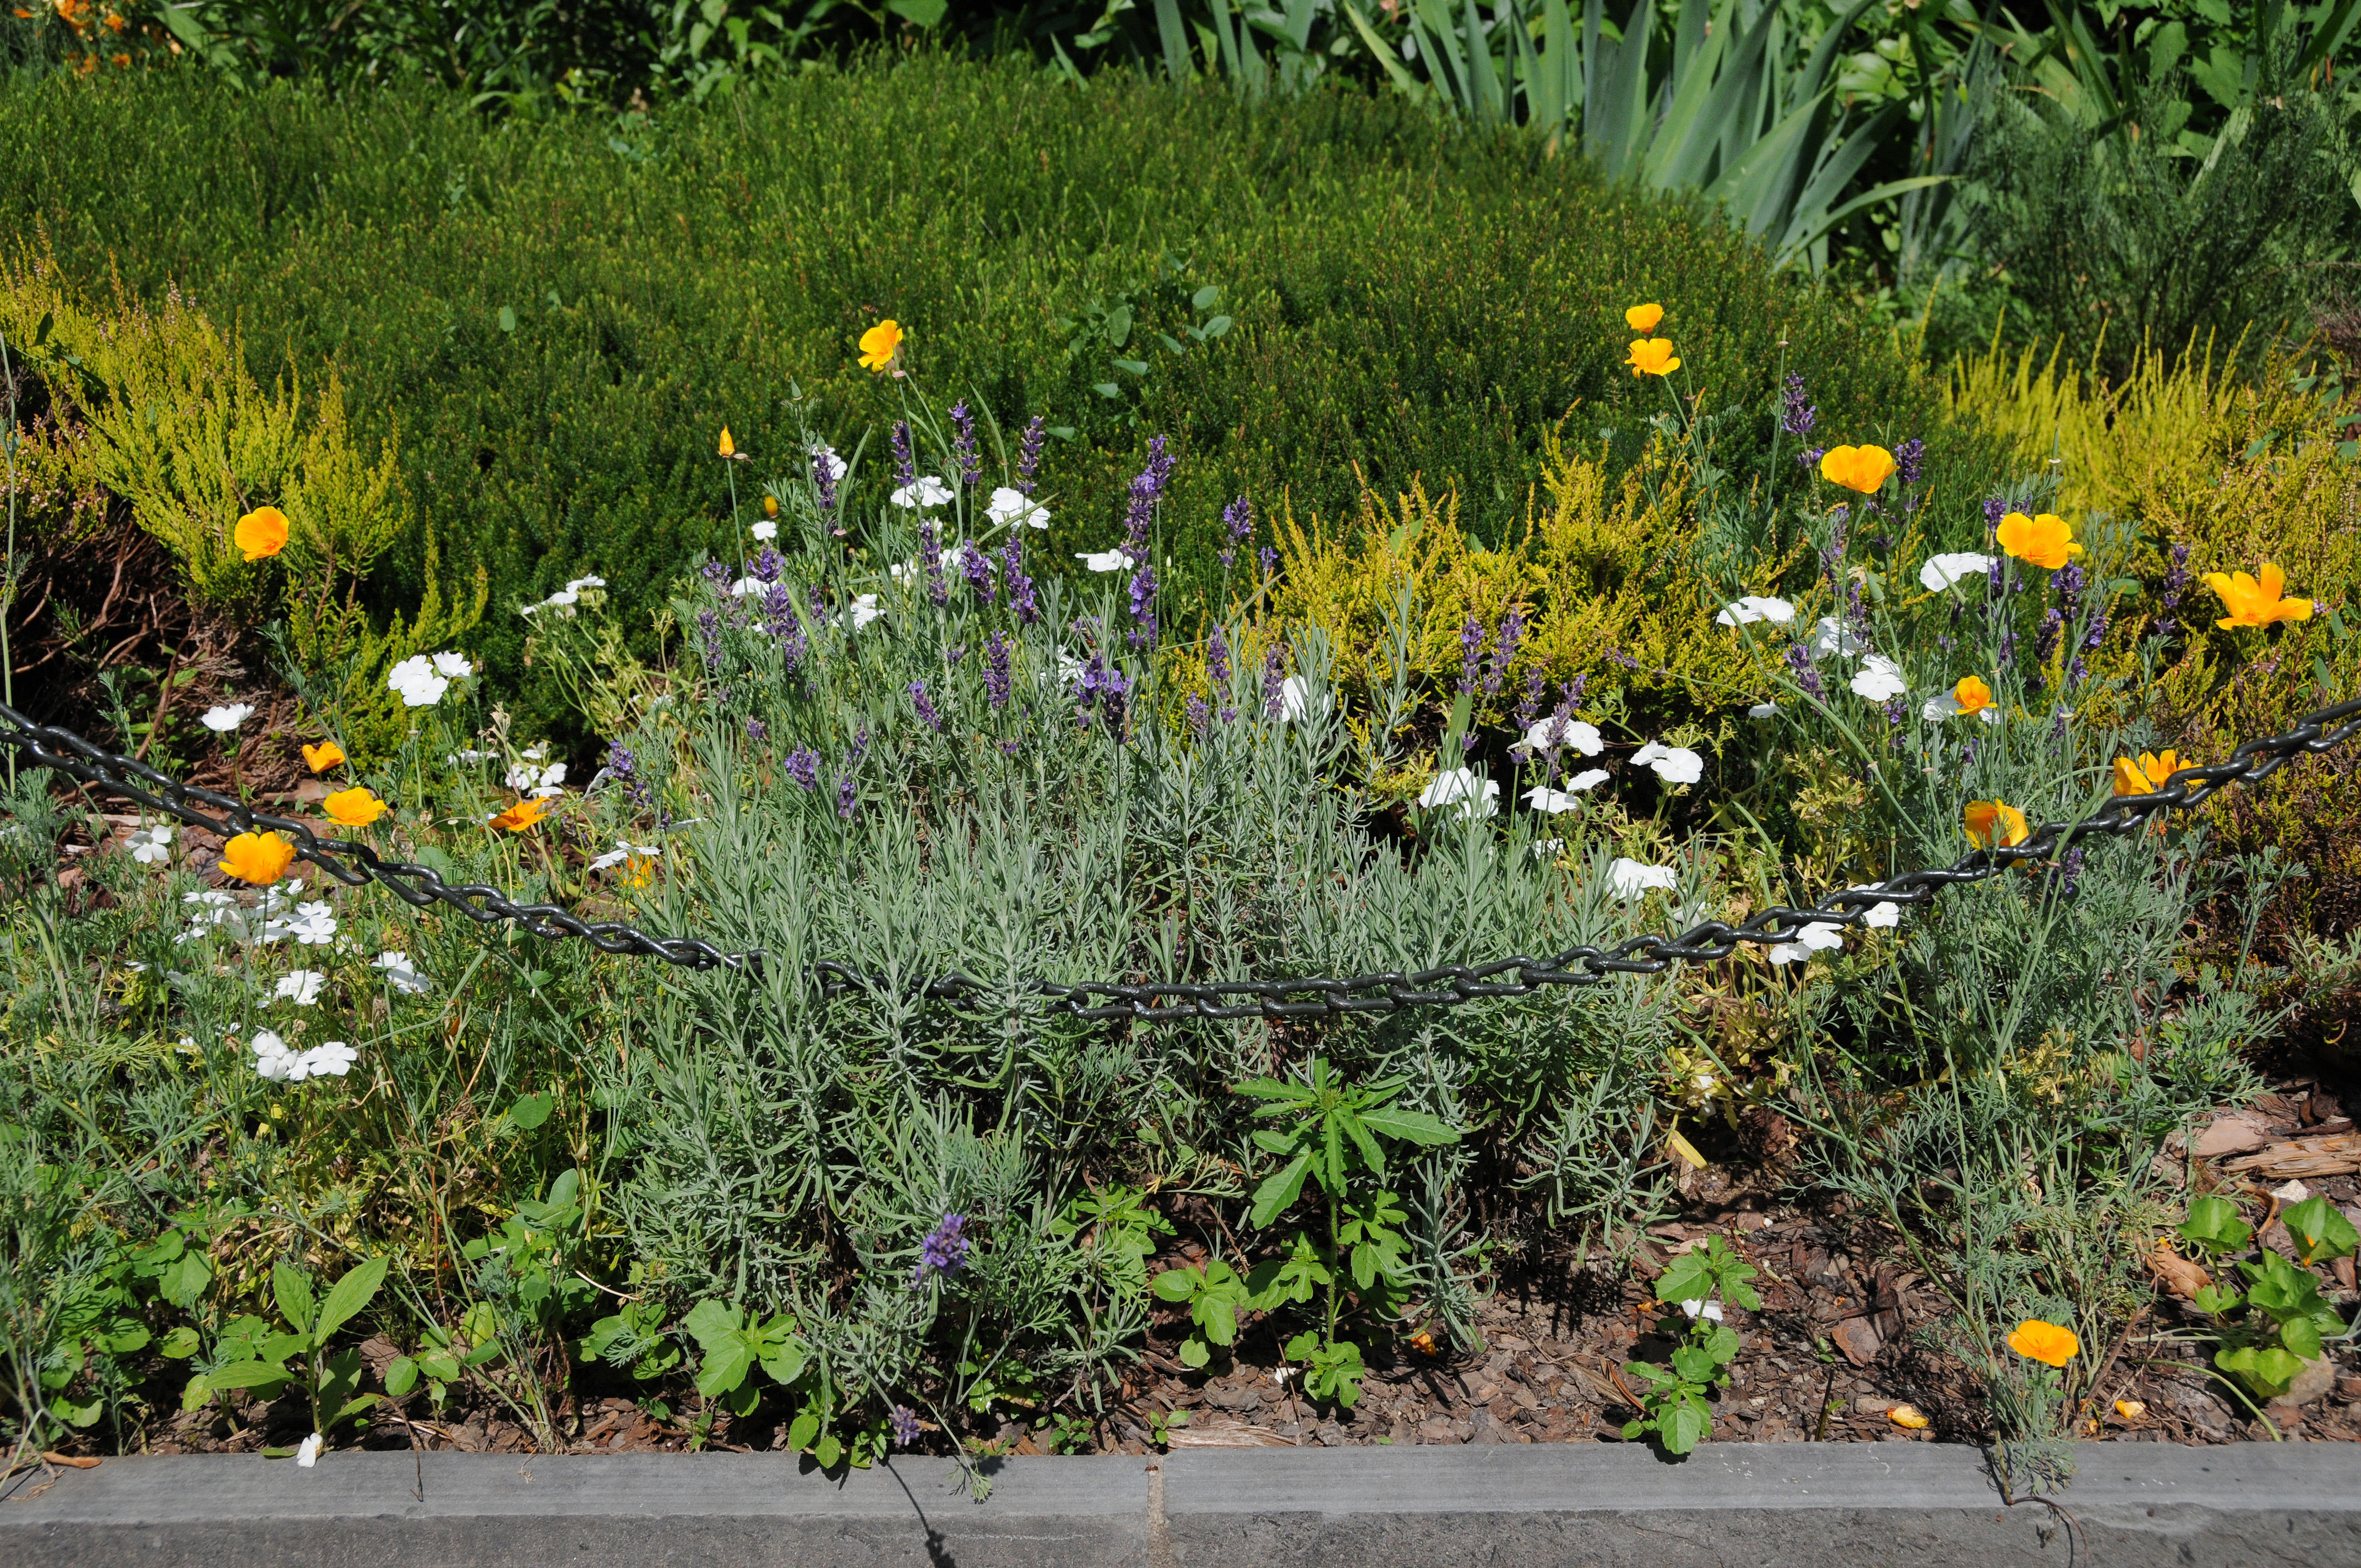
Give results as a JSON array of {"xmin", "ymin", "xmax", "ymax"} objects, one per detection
[
  {"xmin": 1154, "ymin": 0, "xmax": 1195, "ymax": 82},
  {"xmin": 312, "ymin": 1255, "xmax": 389, "ymax": 1344},
  {"xmin": 1344, "ymin": 0, "xmax": 1430, "ymax": 101}
]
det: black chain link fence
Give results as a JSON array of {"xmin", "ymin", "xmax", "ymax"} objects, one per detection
[{"xmin": 6, "ymin": 695, "xmax": 2357, "ymax": 1023}]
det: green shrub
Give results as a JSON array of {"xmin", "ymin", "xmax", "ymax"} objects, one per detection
[{"xmin": 1, "ymin": 52, "xmax": 1996, "ymax": 736}]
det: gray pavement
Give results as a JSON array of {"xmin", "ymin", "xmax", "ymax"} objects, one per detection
[{"xmin": 4, "ymin": 1440, "xmax": 2358, "ymax": 1566}]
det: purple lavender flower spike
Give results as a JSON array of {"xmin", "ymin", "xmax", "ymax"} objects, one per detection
[
  {"xmin": 950, "ymin": 400, "xmax": 980, "ymax": 488},
  {"xmin": 891, "ymin": 420, "xmax": 916, "ymax": 489},
  {"xmin": 984, "ymin": 631, "xmax": 1011, "ymax": 710},
  {"xmin": 1780, "ymin": 375, "xmax": 1817, "ymax": 438},
  {"xmin": 910, "ymin": 680, "xmax": 945, "ymax": 732},
  {"xmin": 785, "ymin": 748, "xmax": 820, "ymax": 790},
  {"xmin": 891, "ymin": 1406, "xmax": 922, "ymax": 1449},
  {"xmin": 1017, "ymin": 416, "xmax": 1048, "ymax": 496}
]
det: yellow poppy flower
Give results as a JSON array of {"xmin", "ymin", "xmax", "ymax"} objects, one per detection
[
  {"xmin": 1995, "ymin": 511, "xmax": 2083, "ymax": 571},
  {"xmin": 488, "ymin": 797, "xmax": 554, "ymax": 833},
  {"xmin": 1818, "ymin": 445, "xmax": 1897, "ymax": 494},
  {"xmin": 858, "ymin": 319, "xmax": 904, "ymax": 373},
  {"xmin": 321, "ymin": 786, "xmax": 389, "ymax": 827},
  {"xmin": 1964, "ymin": 799, "xmax": 2030, "ymax": 849},
  {"xmin": 1886, "ymin": 1403, "xmax": 1931, "ymax": 1430},
  {"xmin": 2201, "ymin": 561, "xmax": 2313, "ymax": 629},
  {"xmin": 2006, "ymin": 1319, "xmax": 2080, "ymax": 1368},
  {"xmin": 1624, "ymin": 303, "xmax": 1664, "ymax": 333},
  {"xmin": 1625, "ymin": 337, "xmax": 1680, "ymax": 377},
  {"xmin": 717, "ymin": 426, "xmax": 736, "ymax": 458},
  {"xmin": 2112, "ymin": 750, "xmax": 2181, "ymax": 797},
  {"xmin": 1951, "ymin": 675, "xmax": 1992, "ymax": 717},
  {"xmin": 301, "ymin": 741, "xmax": 346, "ymax": 773},
  {"xmin": 234, "ymin": 505, "xmax": 290, "ymax": 562},
  {"xmin": 219, "ymin": 831, "xmax": 296, "ymax": 885}
]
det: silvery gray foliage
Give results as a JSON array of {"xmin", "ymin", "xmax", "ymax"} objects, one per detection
[{"xmin": 591, "ymin": 401, "xmax": 1684, "ymax": 1404}]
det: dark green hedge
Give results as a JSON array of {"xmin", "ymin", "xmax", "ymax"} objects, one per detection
[{"xmin": 3, "ymin": 51, "xmax": 1997, "ymax": 729}]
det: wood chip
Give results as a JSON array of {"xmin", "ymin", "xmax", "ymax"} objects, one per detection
[
  {"xmin": 2223, "ymin": 1134, "xmax": 2361, "ymax": 1179},
  {"xmin": 1165, "ymin": 1417, "xmax": 1297, "ymax": 1447}
]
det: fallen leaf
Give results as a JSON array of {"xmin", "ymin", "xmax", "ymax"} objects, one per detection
[
  {"xmin": 2148, "ymin": 1246, "xmax": 2212, "ymax": 1299},
  {"xmin": 2113, "ymin": 1400, "xmax": 2146, "ymax": 1420},
  {"xmin": 1832, "ymin": 1315, "xmax": 1882, "ymax": 1368}
]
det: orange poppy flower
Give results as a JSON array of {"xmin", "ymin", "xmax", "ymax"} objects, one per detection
[
  {"xmin": 717, "ymin": 426, "xmax": 736, "ymax": 458},
  {"xmin": 762, "ymin": 494, "xmax": 780, "ymax": 519},
  {"xmin": 234, "ymin": 505, "xmax": 290, "ymax": 562},
  {"xmin": 488, "ymin": 797, "xmax": 554, "ymax": 833},
  {"xmin": 302, "ymin": 741, "xmax": 346, "ymax": 773},
  {"xmin": 1624, "ymin": 303, "xmax": 1664, "ymax": 333},
  {"xmin": 2201, "ymin": 562, "xmax": 2313, "ymax": 629},
  {"xmin": 1964, "ymin": 799, "xmax": 2030, "ymax": 849},
  {"xmin": 321, "ymin": 787, "xmax": 388, "ymax": 827},
  {"xmin": 1819, "ymin": 445, "xmax": 1896, "ymax": 494},
  {"xmin": 2112, "ymin": 750, "xmax": 2180, "ymax": 797},
  {"xmin": 1995, "ymin": 511, "xmax": 2083, "ymax": 571},
  {"xmin": 2006, "ymin": 1319, "xmax": 2080, "ymax": 1367},
  {"xmin": 1951, "ymin": 676, "xmax": 1992, "ymax": 717},
  {"xmin": 1625, "ymin": 337, "xmax": 1680, "ymax": 377},
  {"xmin": 858, "ymin": 319, "xmax": 904, "ymax": 373},
  {"xmin": 219, "ymin": 831, "xmax": 296, "ymax": 885}
]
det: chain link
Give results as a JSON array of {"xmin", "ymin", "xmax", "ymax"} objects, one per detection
[{"xmin": 7, "ymin": 695, "xmax": 2358, "ymax": 1024}]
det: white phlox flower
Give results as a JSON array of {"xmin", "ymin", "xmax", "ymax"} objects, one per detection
[
  {"xmin": 1848, "ymin": 887, "xmax": 1901, "ymax": 929},
  {"xmin": 728, "ymin": 576, "xmax": 765, "ymax": 597},
  {"xmin": 1918, "ymin": 552, "xmax": 1995, "ymax": 594},
  {"xmin": 1278, "ymin": 675, "xmax": 1324, "ymax": 722},
  {"xmin": 301, "ymin": 1041, "xmax": 358, "ymax": 1079},
  {"xmin": 374, "ymin": 951, "xmax": 431, "ymax": 994},
  {"xmin": 1767, "ymin": 920, "xmax": 1845, "ymax": 965},
  {"xmin": 1748, "ymin": 703, "xmax": 1780, "ymax": 719},
  {"xmin": 1418, "ymin": 768, "xmax": 1499, "ymax": 819},
  {"xmin": 812, "ymin": 444, "xmax": 846, "ymax": 483},
  {"xmin": 268, "ymin": 902, "xmax": 338, "ymax": 946},
  {"xmin": 1679, "ymin": 1299, "xmax": 1726, "ymax": 1322},
  {"xmin": 275, "ymin": 970, "xmax": 328, "ymax": 1006},
  {"xmin": 1849, "ymin": 655, "xmax": 1908, "ymax": 702},
  {"xmin": 431, "ymin": 652, "xmax": 473, "ymax": 679},
  {"xmin": 387, "ymin": 656, "xmax": 451, "ymax": 708},
  {"xmin": 1524, "ymin": 772, "xmax": 1607, "ymax": 813},
  {"xmin": 1531, "ymin": 838, "xmax": 1565, "ymax": 859},
  {"xmin": 1521, "ymin": 717, "xmax": 1603, "ymax": 756},
  {"xmin": 1567, "ymin": 768, "xmax": 1610, "ymax": 792},
  {"xmin": 1715, "ymin": 595, "xmax": 1796, "ymax": 627},
  {"xmin": 295, "ymin": 1433, "xmax": 325, "ymax": 1468},
  {"xmin": 251, "ymin": 1030, "xmax": 299, "ymax": 1081},
  {"xmin": 200, "ymin": 703, "xmax": 255, "ymax": 733},
  {"xmin": 1807, "ymin": 617, "xmax": 1863, "ymax": 661},
  {"xmin": 1076, "ymin": 547, "xmax": 1136, "ymax": 574},
  {"xmin": 128, "ymin": 823, "xmax": 174, "ymax": 865},
  {"xmin": 751, "ymin": 519, "xmax": 779, "ymax": 542},
  {"xmin": 986, "ymin": 487, "xmax": 1050, "ymax": 530},
  {"xmin": 507, "ymin": 759, "xmax": 568, "ymax": 797},
  {"xmin": 849, "ymin": 594, "xmax": 884, "ymax": 629},
  {"xmin": 1632, "ymin": 741, "xmax": 1704, "ymax": 785},
  {"xmin": 890, "ymin": 476, "xmax": 953, "ymax": 510},
  {"xmin": 1607, "ymin": 858, "xmax": 1679, "ymax": 900},
  {"xmin": 589, "ymin": 841, "xmax": 661, "ymax": 872}
]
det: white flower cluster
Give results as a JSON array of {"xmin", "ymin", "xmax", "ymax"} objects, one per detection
[
  {"xmin": 1631, "ymin": 741, "xmax": 1704, "ymax": 785},
  {"xmin": 128, "ymin": 822, "xmax": 174, "ymax": 866},
  {"xmin": 275, "ymin": 969, "xmax": 328, "ymax": 1006},
  {"xmin": 589, "ymin": 840, "xmax": 661, "ymax": 871},
  {"xmin": 505, "ymin": 745, "xmax": 567, "ymax": 798},
  {"xmin": 249, "ymin": 1030, "xmax": 358, "ymax": 1082},
  {"xmin": 520, "ymin": 575, "xmax": 608, "ymax": 619},
  {"xmin": 890, "ymin": 476, "xmax": 954, "ymax": 510},
  {"xmin": 374, "ymin": 951, "xmax": 432, "ymax": 994},
  {"xmin": 986, "ymin": 487, "xmax": 1050, "ymax": 530},
  {"xmin": 1766, "ymin": 889, "xmax": 1901, "ymax": 964},
  {"xmin": 200, "ymin": 703, "xmax": 257, "ymax": 733},
  {"xmin": 387, "ymin": 651, "xmax": 474, "ymax": 708},
  {"xmin": 1418, "ymin": 767, "xmax": 1499, "ymax": 819}
]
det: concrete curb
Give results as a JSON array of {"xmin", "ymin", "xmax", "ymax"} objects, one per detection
[{"xmin": 5, "ymin": 1442, "xmax": 2359, "ymax": 1566}]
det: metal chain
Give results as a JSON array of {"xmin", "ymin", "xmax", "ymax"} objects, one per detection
[{"xmin": 6, "ymin": 695, "xmax": 2358, "ymax": 1024}]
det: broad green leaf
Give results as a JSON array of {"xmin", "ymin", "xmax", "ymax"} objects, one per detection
[
  {"xmin": 314, "ymin": 1255, "xmax": 390, "ymax": 1344},
  {"xmin": 2283, "ymin": 1196, "xmax": 2358, "ymax": 1265},
  {"xmin": 181, "ymin": 1373, "xmax": 213, "ymax": 1412},
  {"xmin": 160, "ymin": 1326, "xmax": 201, "ymax": 1359},
  {"xmin": 2280, "ymin": 1315, "xmax": 2324, "ymax": 1362},
  {"xmin": 159, "ymin": 1248, "xmax": 213, "ymax": 1310},
  {"xmin": 695, "ymin": 1333, "xmax": 757, "ymax": 1398},
  {"xmin": 758, "ymin": 1332, "xmax": 808, "ymax": 1386},
  {"xmin": 1201, "ymin": 1291, "xmax": 1238, "ymax": 1346},
  {"xmin": 385, "ymin": 1357, "xmax": 420, "ymax": 1397},
  {"xmin": 1660, "ymin": 1398, "xmax": 1711, "ymax": 1453},
  {"xmin": 1179, "ymin": 1335, "xmax": 1212, "ymax": 1369},
  {"xmin": 509, "ymin": 1092, "xmax": 554, "ymax": 1130},
  {"xmin": 787, "ymin": 1410, "xmax": 822, "ymax": 1452},
  {"xmin": 272, "ymin": 1261, "xmax": 317, "ymax": 1335},
  {"xmin": 1356, "ymin": 1106, "xmax": 1459, "ymax": 1147},
  {"xmin": 814, "ymin": 1432, "xmax": 842, "ymax": 1468},
  {"xmin": 1249, "ymin": 1151, "xmax": 1313, "ymax": 1228},
  {"xmin": 53, "ymin": 1395, "xmax": 104, "ymax": 1428},
  {"xmin": 1151, "ymin": 1267, "xmax": 1201, "ymax": 1303},
  {"xmin": 2179, "ymin": 1195, "xmax": 2252, "ymax": 1255},
  {"xmin": 98, "ymin": 1320, "xmax": 151, "ymax": 1355},
  {"xmin": 726, "ymin": 1378, "xmax": 761, "ymax": 1417},
  {"xmin": 205, "ymin": 1360, "xmax": 296, "ymax": 1392},
  {"xmin": 682, "ymin": 1299, "xmax": 742, "ymax": 1349}
]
